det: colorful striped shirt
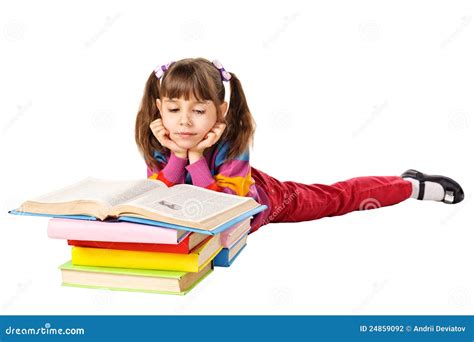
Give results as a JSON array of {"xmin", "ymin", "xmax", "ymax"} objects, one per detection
[{"xmin": 146, "ymin": 141, "xmax": 269, "ymax": 233}]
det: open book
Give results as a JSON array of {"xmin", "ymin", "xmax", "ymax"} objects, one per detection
[{"xmin": 13, "ymin": 177, "xmax": 266, "ymax": 233}]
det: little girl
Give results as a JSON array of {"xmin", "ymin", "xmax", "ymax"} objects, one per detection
[{"xmin": 135, "ymin": 57, "xmax": 464, "ymax": 234}]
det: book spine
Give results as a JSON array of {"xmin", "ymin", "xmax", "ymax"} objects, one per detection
[
  {"xmin": 67, "ymin": 238, "xmax": 191, "ymax": 254},
  {"xmin": 71, "ymin": 247, "xmax": 200, "ymax": 272},
  {"xmin": 48, "ymin": 218, "xmax": 180, "ymax": 244}
]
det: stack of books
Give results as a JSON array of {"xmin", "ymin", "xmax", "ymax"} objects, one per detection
[{"xmin": 10, "ymin": 177, "xmax": 266, "ymax": 295}]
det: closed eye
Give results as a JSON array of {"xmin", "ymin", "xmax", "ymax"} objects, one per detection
[{"xmin": 167, "ymin": 108, "xmax": 205, "ymax": 114}]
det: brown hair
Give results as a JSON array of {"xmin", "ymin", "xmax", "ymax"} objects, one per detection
[{"xmin": 135, "ymin": 57, "xmax": 256, "ymax": 172}]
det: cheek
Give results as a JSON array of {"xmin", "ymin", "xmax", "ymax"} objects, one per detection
[
  {"xmin": 201, "ymin": 117, "xmax": 217, "ymax": 132},
  {"xmin": 161, "ymin": 116, "xmax": 174, "ymax": 130}
]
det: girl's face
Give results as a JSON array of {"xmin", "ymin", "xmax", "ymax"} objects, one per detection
[{"xmin": 156, "ymin": 95, "xmax": 228, "ymax": 150}]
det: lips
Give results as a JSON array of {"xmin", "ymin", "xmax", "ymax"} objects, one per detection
[{"xmin": 176, "ymin": 132, "xmax": 197, "ymax": 139}]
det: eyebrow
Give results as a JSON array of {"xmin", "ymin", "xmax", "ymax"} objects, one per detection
[{"xmin": 165, "ymin": 99, "xmax": 208, "ymax": 104}]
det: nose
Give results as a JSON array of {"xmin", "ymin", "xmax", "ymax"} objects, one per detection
[{"xmin": 179, "ymin": 112, "xmax": 192, "ymax": 126}]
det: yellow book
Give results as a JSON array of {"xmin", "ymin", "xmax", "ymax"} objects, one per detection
[{"xmin": 72, "ymin": 234, "xmax": 222, "ymax": 273}]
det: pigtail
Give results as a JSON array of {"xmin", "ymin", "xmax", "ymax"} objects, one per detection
[
  {"xmin": 135, "ymin": 72, "xmax": 167, "ymax": 172},
  {"xmin": 135, "ymin": 59, "xmax": 256, "ymax": 172},
  {"xmin": 222, "ymin": 72, "xmax": 256, "ymax": 161}
]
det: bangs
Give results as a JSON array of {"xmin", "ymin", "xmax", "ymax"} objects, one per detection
[{"xmin": 161, "ymin": 64, "xmax": 216, "ymax": 102}]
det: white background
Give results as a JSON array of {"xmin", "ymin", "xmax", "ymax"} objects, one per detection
[{"xmin": 0, "ymin": 0, "xmax": 473, "ymax": 314}]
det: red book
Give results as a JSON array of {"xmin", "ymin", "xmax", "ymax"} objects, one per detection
[{"xmin": 67, "ymin": 233, "xmax": 209, "ymax": 254}]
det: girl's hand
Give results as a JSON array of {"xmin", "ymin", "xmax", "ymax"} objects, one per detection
[
  {"xmin": 189, "ymin": 122, "xmax": 226, "ymax": 155},
  {"xmin": 150, "ymin": 118, "xmax": 188, "ymax": 159}
]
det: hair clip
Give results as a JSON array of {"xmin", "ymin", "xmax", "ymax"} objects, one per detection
[
  {"xmin": 212, "ymin": 59, "xmax": 232, "ymax": 82},
  {"xmin": 154, "ymin": 61, "xmax": 174, "ymax": 79}
]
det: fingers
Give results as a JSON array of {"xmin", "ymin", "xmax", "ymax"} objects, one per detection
[
  {"xmin": 150, "ymin": 118, "xmax": 161, "ymax": 127},
  {"xmin": 150, "ymin": 119, "xmax": 167, "ymax": 135},
  {"xmin": 210, "ymin": 122, "xmax": 226, "ymax": 140},
  {"xmin": 150, "ymin": 118, "xmax": 165, "ymax": 131},
  {"xmin": 213, "ymin": 122, "xmax": 226, "ymax": 133},
  {"xmin": 150, "ymin": 118, "xmax": 172, "ymax": 148}
]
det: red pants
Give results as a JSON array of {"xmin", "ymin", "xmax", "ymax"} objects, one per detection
[{"xmin": 250, "ymin": 167, "xmax": 412, "ymax": 232}]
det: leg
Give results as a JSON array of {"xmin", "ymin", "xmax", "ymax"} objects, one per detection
[{"xmin": 252, "ymin": 167, "xmax": 412, "ymax": 225}]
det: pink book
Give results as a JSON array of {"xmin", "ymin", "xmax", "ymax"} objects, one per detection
[
  {"xmin": 220, "ymin": 218, "xmax": 251, "ymax": 248},
  {"xmin": 47, "ymin": 218, "xmax": 188, "ymax": 244}
]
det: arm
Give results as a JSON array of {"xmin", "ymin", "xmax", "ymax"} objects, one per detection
[
  {"xmin": 147, "ymin": 151, "xmax": 188, "ymax": 187},
  {"xmin": 185, "ymin": 148, "xmax": 254, "ymax": 197}
]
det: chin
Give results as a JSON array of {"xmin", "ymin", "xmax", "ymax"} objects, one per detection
[{"xmin": 176, "ymin": 142, "xmax": 196, "ymax": 149}]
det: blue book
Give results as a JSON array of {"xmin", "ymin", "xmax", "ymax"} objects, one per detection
[
  {"xmin": 8, "ymin": 206, "xmax": 265, "ymax": 236},
  {"xmin": 8, "ymin": 177, "xmax": 268, "ymax": 236},
  {"xmin": 214, "ymin": 233, "xmax": 248, "ymax": 267}
]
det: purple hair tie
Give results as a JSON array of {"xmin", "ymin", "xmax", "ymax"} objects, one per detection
[
  {"xmin": 212, "ymin": 60, "xmax": 232, "ymax": 82},
  {"xmin": 154, "ymin": 61, "xmax": 174, "ymax": 79}
]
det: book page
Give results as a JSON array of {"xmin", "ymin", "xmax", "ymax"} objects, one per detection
[
  {"xmin": 124, "ymin": 184, "xmax": 251, "ymax": 222},
  {"xmin": 31, "ymin": 177, "xmax": 166, "ymax": 207}
]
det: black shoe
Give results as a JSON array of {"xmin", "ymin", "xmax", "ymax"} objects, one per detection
[{"xmin": 401, "ymin": 169, "xmax": 464, "ymax": 204}]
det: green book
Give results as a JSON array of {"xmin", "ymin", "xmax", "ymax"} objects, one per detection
[{"xmin": 59, "ymin": 260, "xmax": 213, "ymax": 295}]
